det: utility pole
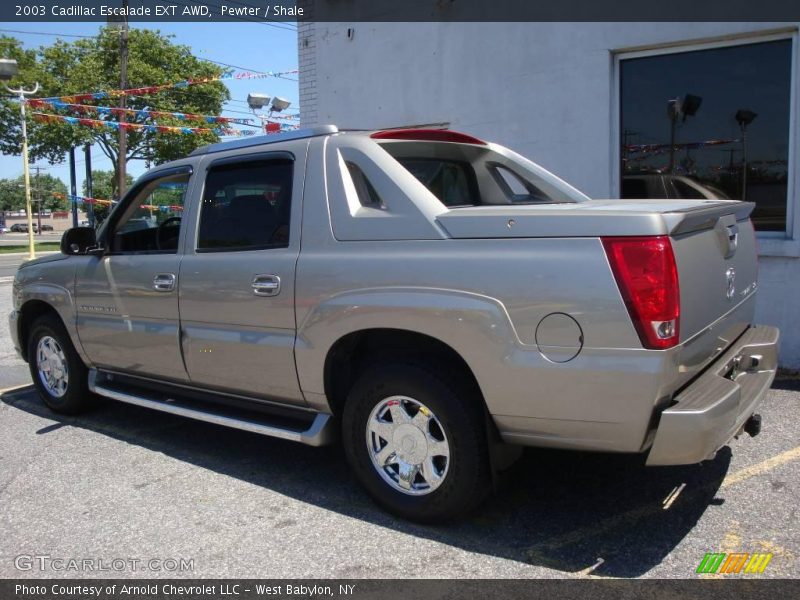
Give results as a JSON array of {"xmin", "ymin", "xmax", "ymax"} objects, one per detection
[
  {"xmin": 32, "ymin": 165, "xmax": 43, "ymax": 236},
  {"xmin": 6, "ymin": 82, "xmax": 39, "ymax": 259},
  {"xmin": 84, "ymin": 144, "xmax": 94, "ymax": 227},
  {"xmin": 69, "ymin": 148, "xmax": 78, "ymax": 228},
  {"xmin": 117, "ymin": 0, "xmax": 129, "ymax": 198}
]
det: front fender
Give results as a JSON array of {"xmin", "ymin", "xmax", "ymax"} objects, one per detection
[{"xmin": 14, "ymin": 259, "xmax": 86, "ymax": 364}]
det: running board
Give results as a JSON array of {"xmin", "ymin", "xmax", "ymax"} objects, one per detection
[{"xmin": 88, "ymin": 370, "xmax": 334, "ymax": 446}]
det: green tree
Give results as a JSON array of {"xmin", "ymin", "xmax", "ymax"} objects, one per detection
[
  {"xmin": 82, "ymin": 170, "xmax": 133, "ymax": 224},
  {"xmin": 1, "ymin": 28, "xmax": 229, "ymax": 198},
  {"xmin": 0, "ymin": 173, "xmax": 67, "ymax": 212}
]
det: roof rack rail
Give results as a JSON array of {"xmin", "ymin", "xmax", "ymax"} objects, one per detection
[{"xmin": 189, "ymin": 125, "xmax": 339, "ymax": 156}]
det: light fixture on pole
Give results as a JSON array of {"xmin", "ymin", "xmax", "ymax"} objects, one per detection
[
  {"xmin": 1, "ymin": 58, "xmax": 39, "ymax": 259},
  {"xmin": 247, "ymin": 93, "xmax": 272, "ymax": 110},
  {"xmin": 269, "ymin": 97, "xmax": 291, "ymax": 113},
  {"xmin": 666, "ymin": 93, "xmax": 702, "ymax": 174},
  {"xmin": 248, "ymin": 93, "xmax": 292, "ymax": 134},
  {"xmin": 735, "ymin": 109, "xmax": 757, "ymax": 202}
]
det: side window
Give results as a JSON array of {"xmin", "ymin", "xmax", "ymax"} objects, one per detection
[
  {"xmin": 488, "ymin": 163, "xmax": 553, "ymax": 203},
  {"xmin": 198, "ymin": 159, "xmax": 293, "ymax": 251},
  {"xmin": 345, "ymin": 161, "xmax": 386, "ymax": 209},
  {"xmin": 110, "ymin": 173, "xmax": 189, "ymax": 254}
]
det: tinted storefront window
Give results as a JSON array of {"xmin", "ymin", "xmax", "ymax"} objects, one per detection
[{"xmin": 620, "ymin": 40, "xmax": 792, "ymax": 232}]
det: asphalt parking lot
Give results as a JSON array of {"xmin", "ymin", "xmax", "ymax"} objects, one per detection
[{"xmin": 0, "ymin": 280, "xmax": 797, "ymax": 579}]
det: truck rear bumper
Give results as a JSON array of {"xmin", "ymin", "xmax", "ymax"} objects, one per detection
[{"xmin": 646, "ymin": 325, "xmax": 779, "ymax": 466}]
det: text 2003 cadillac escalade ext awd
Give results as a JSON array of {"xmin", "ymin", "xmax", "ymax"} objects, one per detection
[{"xmin": 9, "ymin": 126, "xmax": 778, "ymax": 521}]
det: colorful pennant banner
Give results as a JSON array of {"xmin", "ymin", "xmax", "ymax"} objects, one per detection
[
  {"xmin": 38, "ymin": 69, "xmax": 299, "ymax": 104},
  {"xmin": 32, "ymin": 112, "xmax": 267, "ymax": 136},
  {"xmin": 624, "ymin": 139, "xmax": 738, "ymax": 154},
  {"xmin": 27, "ymin": 99, "xmax": 256, "ymax": 126},
  {"xmin": 52, "ymin": 192, "xmax": 184, "ymax": 213}
]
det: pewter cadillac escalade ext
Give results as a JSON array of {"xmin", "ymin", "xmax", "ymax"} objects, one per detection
[{"xmin": 9, "ymin": 126, "xmax": 779, "ymax": 521}]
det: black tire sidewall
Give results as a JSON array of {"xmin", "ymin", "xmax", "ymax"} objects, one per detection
[
  {"xmin": 27, "ymin": 315, "xmax": 91, "ymax": 414},
  {"xmin": 342, "ymin": 362, "xmax": 490, "ymax": 522}
]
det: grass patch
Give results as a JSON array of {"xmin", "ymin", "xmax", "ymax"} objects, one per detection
[{"xmin": 0, "ymin": 242, "xmax": 61, "ymax": 254}]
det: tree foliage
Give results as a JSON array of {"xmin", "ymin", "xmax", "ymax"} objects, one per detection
[
  {"xmin": 1, "ymin": 28, "xmax": 230, "ymax": 197},
  {"xmin": 0, "ymin": 173, "xmax": 67, "ymax": 212},
  {"xmin": 82, "ymin": 169, "xmax": 134, "ymax": 224}
]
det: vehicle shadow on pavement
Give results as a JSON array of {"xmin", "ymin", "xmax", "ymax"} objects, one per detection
[{"xmin": 2, "ymin": 387, "xmax": 731, "ymax": 578}]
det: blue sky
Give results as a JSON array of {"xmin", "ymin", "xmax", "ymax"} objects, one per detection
[{"xmin": 0, "ymin": 21, "xmax": 298, "ymax": 196}]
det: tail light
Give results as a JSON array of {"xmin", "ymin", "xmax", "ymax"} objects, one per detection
[{"xmin": 602, "ymin": 236, "xmax": 680, "ymax": 350}]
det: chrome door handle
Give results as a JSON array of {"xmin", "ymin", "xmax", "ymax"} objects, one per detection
[
  {"xmin": 252, "ymin": 274, "xmax": 281, "ymax": 297},
  {"xmin": 153, "ymin": 273, "xmax": 176, "ymax": 292}
]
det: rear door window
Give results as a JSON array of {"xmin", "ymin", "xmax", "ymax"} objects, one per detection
[{"xmin": 198, "ymin": 159, "xmax": 293, "ymax": 251}]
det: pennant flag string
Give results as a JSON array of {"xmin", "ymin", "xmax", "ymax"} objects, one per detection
[
  {"xmin": 27, "ymin": 99, "xmax": 257, "ymax": 126},
  {"xmin": 254, "ymin": 113, "xmax": 299, "ymax": 121},
  {"xmin": 52, "ymin": 191, "xmax": 184, "ymax": 212},
  {"xmin": 38, "ymin": 69, "xmax": 299, "ymax": 104},
  {"xmin": 31, "ymin": 112, "xmax": 276, "ymax": 137},
  {"xmin": 624, "ymin": 138, "xmax": 738, "ymax": 154}
]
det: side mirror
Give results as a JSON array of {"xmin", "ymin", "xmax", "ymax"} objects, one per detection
[{"xmin": 60, "ymin": 227, "xmax": 101, "ymax": 255}]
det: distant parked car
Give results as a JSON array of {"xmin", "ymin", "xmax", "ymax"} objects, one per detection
[
  {"xmin": 0, "ymin": 225, "xmax": 10, "ymax": 234},
  {"xmin": 623, "ymin": 174, "xmax": 731, "ymax": 200},
  {"xmin": 10, "ymin": 223, "xmax": 51, "ymax": 233}
]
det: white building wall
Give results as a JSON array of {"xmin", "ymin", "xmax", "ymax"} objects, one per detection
[{"xmin": 300, "ymin": 22, "xmax": 800, "ymax": 368}]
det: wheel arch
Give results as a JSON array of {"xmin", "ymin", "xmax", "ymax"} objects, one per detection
[
  {"xmin": 323, "ymin": 328, "xmax": 485, "ymax": 418},
  {"xmin": 18, "ymin": 300, "xmax": 67, "ymax": 363}
]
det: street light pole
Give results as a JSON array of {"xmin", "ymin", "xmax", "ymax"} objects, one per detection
[{"xmin": 5, "ymin": 82, "xmax": 40, "ymax": 259}]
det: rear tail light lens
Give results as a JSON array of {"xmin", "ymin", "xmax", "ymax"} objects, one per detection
[{"xmin": 602, "ymin": 236, "xmax": 680, "ymax": 350}]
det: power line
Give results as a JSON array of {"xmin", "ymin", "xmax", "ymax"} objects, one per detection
[
  {"xmin": 0, "ymin": 28, "xmax": 97, "ymax": 38},
  {"xmin": 192, "ymin": 55, "xmax": 298, "ymax": 81},
  {"xmin": 169, "ymin": 0, "xmax": 297, "ymax": 32}
]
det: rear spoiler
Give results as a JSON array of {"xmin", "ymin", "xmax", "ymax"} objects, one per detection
[{"xmin": 665, "ymin": 201, "xmax": 754, "ymax": 236}]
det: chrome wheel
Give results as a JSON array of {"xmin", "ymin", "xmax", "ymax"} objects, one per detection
[
  {"xmin": 366, "ymin": 396, "xmax": 450, "ymax": 496},
  {"xmin": 36, "ymin": 336, "xmax": 69, "ymax": 398}
]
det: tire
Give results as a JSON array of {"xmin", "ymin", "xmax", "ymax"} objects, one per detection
[
  {"xmin": 27, "ymin": 314, "xmax": 94, "ymax": 415},
  {"xmin": 342, "ymin": 361, "xmax": 491, "ymax": 522}
]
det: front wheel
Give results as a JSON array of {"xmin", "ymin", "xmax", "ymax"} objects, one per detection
[
  {"xmin": 27, "ymin": 314, "xmax": 94, "ymax": 415},
  {"xmin": 342, "ymin": 362, "xmax": 491, "ymax": 522}
]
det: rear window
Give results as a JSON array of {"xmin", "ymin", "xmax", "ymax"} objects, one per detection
[
  {"xmin": 395, "ymin": 158, "xmax": 479, "ymax": 207},
  {"xmin": 379, "ymin": 140, "xmax": 580, "ymax": 207}
]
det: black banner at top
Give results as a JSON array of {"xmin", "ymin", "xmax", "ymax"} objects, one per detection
[{"xmin": 2, "ymin": 0, "xmax": 800, "ymax": 22}]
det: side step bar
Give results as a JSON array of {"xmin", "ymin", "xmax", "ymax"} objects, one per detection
[{"xmin": 88, "ymin": 370, "xmax": 334, "ymax": 446}]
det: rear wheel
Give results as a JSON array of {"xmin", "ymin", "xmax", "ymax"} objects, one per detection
[
  {"xmin": 27, "ymin": 314, "xmax": 94, "ymax": 415},
  {"xmin": 342, "ymin": 361, "xmax": 491, "ymax": 522}
]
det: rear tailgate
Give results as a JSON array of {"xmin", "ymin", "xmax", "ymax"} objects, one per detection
[{"xmin": 667, "ymin": 203, "xmax": 759, "ymax": 385}]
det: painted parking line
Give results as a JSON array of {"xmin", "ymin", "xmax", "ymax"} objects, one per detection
[
  {"xmin": 720, "ymin": 446, "xmax": 800, "ymax": 488},
  {"xmin": 526, "ymin": 444, "xmax": 800, "ymax": 564},
  {"xmin": 0, "ymin": 383, "xmax": 32, "ymax": 395}
]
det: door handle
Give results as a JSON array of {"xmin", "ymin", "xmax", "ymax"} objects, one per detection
[
  {"xmin": 153, "ymin": 273, "xmax": 176, "ymax": 292},
  {"xmin": 252, "ymin": 274, "xmax": 281, "ymax": 297}
]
